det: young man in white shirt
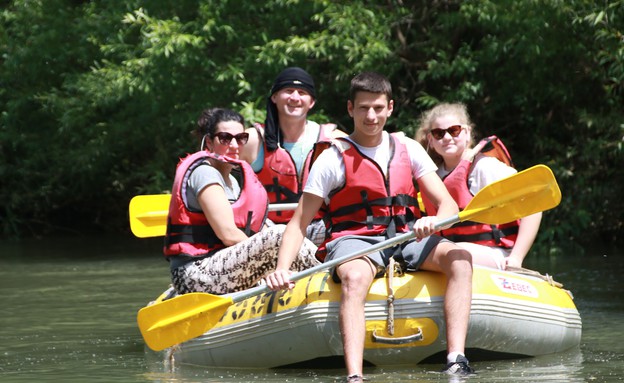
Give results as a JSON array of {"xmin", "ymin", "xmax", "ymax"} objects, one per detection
[{"xmin": 265, "ymin": 72, "xmax": 476, "ymax": 380}]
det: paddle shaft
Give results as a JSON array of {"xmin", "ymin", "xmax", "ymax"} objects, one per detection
[
  {"xmin": 130, "ymin": 197, "xmax": 298, "ymax": 237},
  {"xmin": 227, "ymin": 215, "xmax": 459, "ymax": 303},
  {"xmin": 142, "ymin": 202, "xmax": 297, "ymax": 215},
  {"xmin": 269, "ymin": 203, "xmax": 298, "ymax": 212}
]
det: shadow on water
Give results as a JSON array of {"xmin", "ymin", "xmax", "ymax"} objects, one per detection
[
  {"xmin": 1, "ymin": 236, "xmax": 622, "ymax": 382},
  {"xmin": 141, "ymin": 347, "xmax": 588, "ymax": 382}
]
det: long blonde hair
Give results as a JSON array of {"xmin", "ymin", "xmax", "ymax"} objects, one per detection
[{"xmin": 415, "ymin": 102, "xmax": 475, "ymax": 166}]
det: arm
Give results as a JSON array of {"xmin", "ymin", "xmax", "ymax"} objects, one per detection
[
  {"xmin": 196, "ymin": 184, "xmax": 248, "ymax": 246},
  {"xmin": 505, "ymin": 212, "xmax": 542, "ymax": 269},
  {"xmin": 239, "ymin": 125, "xmax": 263, "ymax": 165},
  {"xmin": 472, "ymin": 157, "xmax": 540, "ymax": 268},
  {"xmin": 265, "ymin": 192, "xmax": 324, "ymax": 290},
  {"xmin": 415, "ymin": 172, "xmax": 460, "ymax": 237}
]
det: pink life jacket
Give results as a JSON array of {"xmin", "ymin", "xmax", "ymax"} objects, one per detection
[
  {"xmin": 163, "ymin": 151, "xmax": 268, "ymax": 257},
  {"xmin": 423, "ymin": 135, "xmax": 519, "ymax": 248}
]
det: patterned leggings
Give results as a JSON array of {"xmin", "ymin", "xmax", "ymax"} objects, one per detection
[{"xmin": 171, "ymin": 225, "xmax": 320, "ymax": 295}]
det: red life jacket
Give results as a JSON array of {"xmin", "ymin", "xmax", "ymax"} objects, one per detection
[
  {"xmin": 163, "ymin": 151, "xmax": 268, "ymax": 258},
  {"xmin": 255, "ymin": 122, "xmax": 334, "ymax": 223},
  {"xmin": 318, "ymin": 134, "xmax": 421, "ymax": 261},
  {"xmin": 423, "ymin": 135, "xmax": 519, "ymax": 248}
]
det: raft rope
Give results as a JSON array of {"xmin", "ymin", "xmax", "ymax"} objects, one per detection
[
  {"xmin": 165, "ymin": 344, "xmax": 179, "ymax": 373},
  {"xmin": 385, "ymin": 258, "xmax": 404, "ymax": 335},
  {"xmin": 386, "ymin": 258, "xmax": 395, "ymax": 335},
  {"xmin": 506, "ymin": 266, "xmax": 563, "ymax": 288}
]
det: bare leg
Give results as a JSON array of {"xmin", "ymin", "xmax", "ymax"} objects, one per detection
[
  {"xmin": 335, "ymin": 257, "xmax": 377, "ymax": 377},
  {"xmin": 456, "ymin": 241, "xmax": 506, "ymax": 270},
  {"xmin": 420, "ymin": 242, "xmax": 473, "ymax": 355}
]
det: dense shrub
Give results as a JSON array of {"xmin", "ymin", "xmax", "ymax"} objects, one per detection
[{"xmin": 1, "ymin": 0, "xmax": 622, "ymax": 252}]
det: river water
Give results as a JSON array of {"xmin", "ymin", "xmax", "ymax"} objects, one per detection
[{"xmin": 1, "ymin": 235, "xmax": 622, "ymax": 382}]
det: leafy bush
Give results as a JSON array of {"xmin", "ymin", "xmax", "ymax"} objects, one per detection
[{"xmin": 1, "ymin": 0, "xmax": 622, "ymax": 253}]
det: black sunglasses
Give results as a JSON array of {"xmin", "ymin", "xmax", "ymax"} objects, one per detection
[
  {"xmin": 430, "ymin": 125, "xmax": 463, "ymax": 140},
  {"xmin": 213, "ymin": 132, "xmax": 249, "ymax": 145}
]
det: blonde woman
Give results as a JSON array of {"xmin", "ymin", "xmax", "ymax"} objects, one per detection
[{"xmin": 415, "ymin": 102, "xmax": 542, "ymax": 270}]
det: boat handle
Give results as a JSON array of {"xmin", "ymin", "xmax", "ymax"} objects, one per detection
[{"xmin": 372, "ymin": 328, "xmax": 423, "ymax": 345}]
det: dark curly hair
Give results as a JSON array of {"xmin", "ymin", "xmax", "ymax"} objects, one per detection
[{"xmin": 195, "ymin": 108, "xmax": 245, "ymax": 150}]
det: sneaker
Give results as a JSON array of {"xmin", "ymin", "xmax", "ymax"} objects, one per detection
[
  {"xmin": 345, "ymin": 374, "xmax": 368, "ymax": 382},
  {"xmin": 442, "ymin": 355, "xmax": 476, "ymax": 375}
]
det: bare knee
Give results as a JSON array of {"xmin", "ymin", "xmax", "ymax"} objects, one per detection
[
  {"xmin": 447, "ymin": 247, "xmax": 473, "ymax": 277},
  {"xmin": 337, "ymin": 262, "xmax": 375, "ymax": 297},
  {"xmin": 429, "ymin": 243, "xmax": 473, "ymax": 277}
]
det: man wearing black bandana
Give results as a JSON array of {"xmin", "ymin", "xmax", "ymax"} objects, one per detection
[{"xmin": 242, "ymin": 67, "xmax": 346, "ymax": 246}]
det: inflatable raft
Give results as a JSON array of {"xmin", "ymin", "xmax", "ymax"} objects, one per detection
[{"xmin": 146, "ymin": 266, "xmax": 582, "ymax": 368}]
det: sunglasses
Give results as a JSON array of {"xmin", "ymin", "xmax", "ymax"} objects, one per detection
[
  {"xmin": 430, "ymin": 125, "xmax": 463, "ymax": 140},
  {"xmin": 213, "ymin": 132, "xmax": 249, "ymax": 145}
]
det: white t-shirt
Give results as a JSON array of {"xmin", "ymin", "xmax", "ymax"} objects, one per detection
[
  {"xmin": 436, "ymin": 154, "xmax": 517, "ymax": 195},
  {"xmin": 304, "ymin": 131, "xmax": 437, "ymax": 204}
]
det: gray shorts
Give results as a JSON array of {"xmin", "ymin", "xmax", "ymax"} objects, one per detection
[{"xmin": 324, "ymin": 234, "xmax": 448, "ymax": 282}]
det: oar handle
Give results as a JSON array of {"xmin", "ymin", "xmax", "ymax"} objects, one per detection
[{"xmin": 229, "ymin": 214, "xmax": 461, "ymax": 303}]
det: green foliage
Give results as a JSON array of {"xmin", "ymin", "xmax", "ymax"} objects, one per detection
[{"xmin": 1, "ymin": 0, "xmax": 622, "ymax": 253}]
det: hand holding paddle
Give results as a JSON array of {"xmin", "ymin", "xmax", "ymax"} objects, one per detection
[{"xmin": 137, "ymin": 164, "xmax": 562, "ymax": 351}]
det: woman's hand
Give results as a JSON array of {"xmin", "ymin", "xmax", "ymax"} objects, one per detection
[
  {"xmin": 504, "ymin": 255, "xmax": 523, "ymax": 270},
  {"xmin": 265, "ymin": 269, "xmax": 295, "ymax": 291}
]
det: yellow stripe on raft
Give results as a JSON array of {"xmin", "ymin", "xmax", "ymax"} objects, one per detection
[{"xmin": 179, "ymin": 266, "xmax": 576, "ymax": 330}]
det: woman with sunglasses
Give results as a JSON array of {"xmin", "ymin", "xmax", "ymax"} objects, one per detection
[
  {"xmin": 163, "ymin": 107, "xmax": 319, "ymax": 295},
  {"xmin": 415, "ymin": 103, "xmax": 542, "ymax": 270}
]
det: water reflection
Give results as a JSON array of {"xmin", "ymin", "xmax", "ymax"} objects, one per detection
[
  {"xmin": 0, "ymin": 237, "xmax": 622, "ymax": 383},
  {"xmin": 142, "ymin": 347, "xmax": 586, "ymax": 382}
]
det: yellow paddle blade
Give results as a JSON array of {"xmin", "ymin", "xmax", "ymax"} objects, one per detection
[
  {"xmin": 137, "ymin": 292, "xmax": 233, "ymax": 351},
  {"xmin": 129, "ymin": 194, "xmax": 171, "ymax": 238},
  {"xmin": 460, "ymin": 164, "xmax": 561, "ymax": 224},
  {"xmin": 129, "ymin": 194, "xmax": 299, "ymax": 238}
]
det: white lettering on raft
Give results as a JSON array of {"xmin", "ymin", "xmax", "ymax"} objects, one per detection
[{"xmin": 491, "ymin": 275, "xmax": 539, "ymax": 298}]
